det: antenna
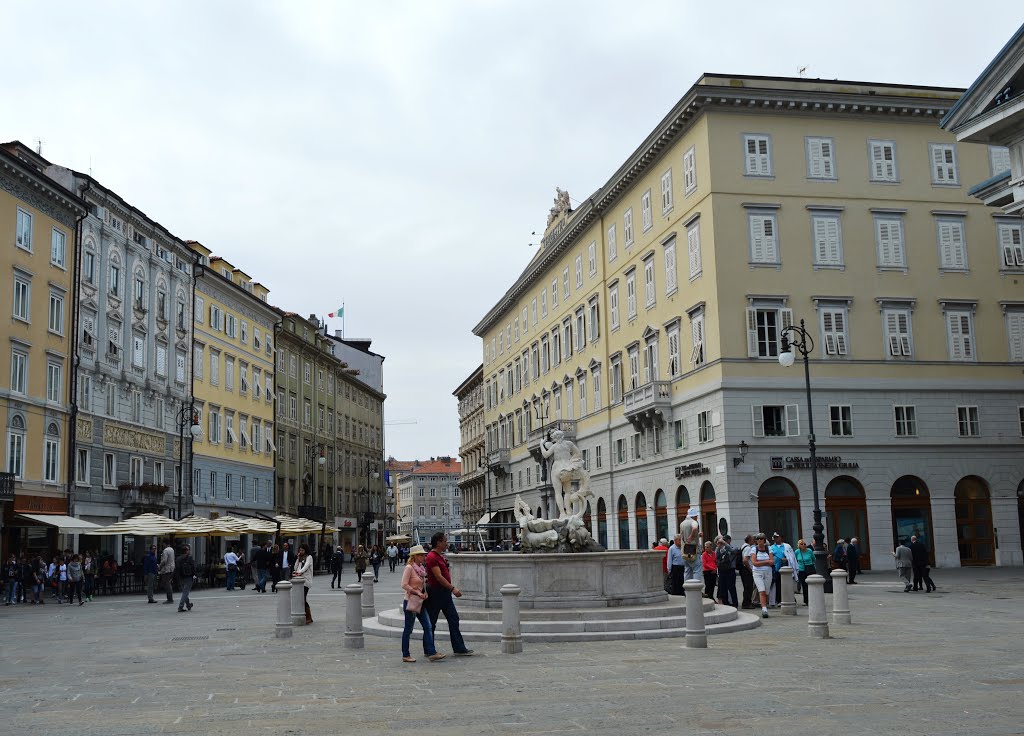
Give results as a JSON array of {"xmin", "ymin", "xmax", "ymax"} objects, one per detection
[
  {"xmin": 528, "ymin": 231, "xmax": 538, "ymax": 247},
  {"xmin": 798, "ymin": 66, "xmax": 808, "ymax": 78},
  {"xmin": 34, "ymin": 137, "xmax": 44, "ymax": 155}
]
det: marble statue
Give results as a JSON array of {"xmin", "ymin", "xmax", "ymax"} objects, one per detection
[{"xmin": 540, "ymin": 429, "xmax": 591, "ymax": 518}]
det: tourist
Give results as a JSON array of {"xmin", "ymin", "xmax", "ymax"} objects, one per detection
[
  {"xmin": 400, "ymin": 544, "xmax": 445, "ymax": 663},
  {"xmin": 275, "ymin": 542, "xmax": 294, "ymax": 593},
  {"xmin": 354, "ymin": 545, "xmax": 368, "ymax": 581},
  {"xmin": 769, "ymin": 532, "xmax": 796, "ymax": 607},
  {"xmin": 715, "ymin": 535, "xmax": 739, "ymax": 607},
  {"xmin": 909, "ymin": 535, "xmax": 935, "ymax": 592},
  {"xmin": 370, "ymin": 545, "xmax": 383, "ymax": 582},
  {"xmin": 252, "ymin": 541, "xmax": 271, "ymax": 593},
  {"xmin": 680, "ymin": 507, "xmax": 702, "ymax": 583},
  {"xmin": 291, "ymin": 544, "xmax": 314, "ymax": 624},
  {"xmin": 82, "ymin": 552, "xmax": 96, "ymax": 602},
  {"xmin": 330, "ymin": 545, "xmax": 345, "ymax": 589},
  {"xmin": 65, "ymin": 554, "xmax": 83, "ymax": 605},
  {"xmin": 847, "ymin": 538, "xmax": 861, "ymax": 584},
  {"xmin": 387, "ymin": 542, "xmax": 399, "ymax": 573},
  {"xmin": 224, "ymin": 546, "xmax": 240, "ymax": 591},
  {"xmin": 143, "ymin": 545, "xmax": 159, "ymax": 603},
  {"xmin": 425, "ymin": 532, "xmax": 474, "ymax": 657},
  {"xmin": 653, "ymin": 537, "xmax": 670, "ymax": 592},
  {"xmin": 4, "ymin": 554, "xmax": 18, "ymax": 605},
  {"xmin": 701, "ymin": 541, "xmax": 718, "ymax": 600},
  {"xmin": 159, "ymin": 540, "xmax": 175, "ymax": 605},
  {"xmin": 57, "ymin": 556, "xmax": 68, "ymax": 603},
  {"xmin": 668, "ymin": 534, "xmax": 684, "ymax": 595},
  {"xmin": 739, "ymin": 535, "xmax": 756, "ymax": 609},
  {"xmin": 176, "ymin": 544, "xmax": 196, "ymax": 612},
  {"xmin": 894, "ymin": 539, "xmax": 913, "ymax": 592},
  {"xmin": 24, "ymin": 556, "xmax": 41, "ymax": 604},
  {"xmin": 794, "ymin": 539, "xmax": 815, "ymax": 605},
  {"xmin": 832, "ymin": 539, "xmax": 848, "ymax": 573},
  {"xmin": 749, "ymin": 533, "xmax": 774, "ymax": 618}
]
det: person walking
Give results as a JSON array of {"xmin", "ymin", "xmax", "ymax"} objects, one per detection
[
  {"xmin": 739, "ymin": 535, "xmax": 756, "ymax": 609},
  {"xmin": 701, "ymin": 541, "xmax": 718, "ymax": 600},
  {"xmin": 749, "ymin": 533, "xmax": 775, "ymax": 619},
  {"xmin": 66, "ymin": 555, "xmax": 84, "ymax": 605},
  {"xmin": 399, "ymin": 544, "xmax": 445, "ymax": 663},
  {"xmin": 715, "ymin": 535, "xmax": 739, "ymax": 608},
  {"xmin": 768, "ymin": 532, "xmax": 796, "ymax": 608},
  {"xmin": 22, "ymin": 556, "xmax": 40, "ymax": 605},
  {"xmin": 252, "ymin": 541, "xmax": 271, "ymax": 593},
  {"xmin": 291, "ymin": 544, "xmax": 314, "ymax": 624},
  {"xmin": 158, "ymin": 540, "xmax": 175, "ymax": 605},
  {"xmin": 176, "ymin": 544, "xmax": 196, "ymax": 612},
  {"xmin": 794, "ymin": 539, "xmax": 816, "ymax": 605},
  {"xmin": 82, "ymin": 552, "xmax": 96, "ymax": 602},
  {"xmin": 57, "ymin": 557, "xmax": 68, "ymax": 604},
  {"xmin": 832, "ymin": 539, "xmax": 848, "ymax": 573},
  {"xmin": 387, "ymin": 543, "xmax": 399, "ymax": 573},
  {"xmin": 847, "ymin": 537, "xmax": 861, "ymax": 585},
  {"xmin": 424, "ymin": 532, "xmax": 474, "ymax": 657},
  {"xmin": 370, "ymin": 545, "xmax": 383, "ymax": 583},
  {"xmin": 224, "ymin": 546, "xmax": 240, "ymax": 591},
  {"xmin": 143, "ymin": 545, "xmax": 159, "ymax": 603},
  {"xmin": 680, "ymin": 508, "xmax": 702, "ymax": 583},
  {"xmin": 4, "ymin": 554, "xmax": 18, "ymax": 605},
  {"xmin": 909, "ymin": 535, "xmax": 935, "ymax": 592},
  {"xmin": 353, "ymin": 545, "xmax": 368, "ymax": 582},
  {"xmin": 894, "ymin": 539, "xmax": 914, "ymax": 592},
  {"xmin": 330, "ymin": 546, "xmax": 345, "ymax": 589}
]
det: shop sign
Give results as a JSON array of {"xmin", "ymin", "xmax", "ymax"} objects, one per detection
[
  {"xmin": 674, "ymin": 462, "xmax": 710, "ymax": 478},
  {"xmin": 770, "ymin": 456, "xmax": 859, "ymax": 471},
  {"xmin": 337, "ymin": 517, "xmax": 356, "ymax": 528},
  {"xmin": 14, "ymin": 495, "xmax": 68, "ymax": 514}
]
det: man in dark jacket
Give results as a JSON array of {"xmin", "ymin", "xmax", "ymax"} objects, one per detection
[
  {"xmin": 272, "ymin": 542, "xmax": 294, "ymax": 593},
  {"xmin": 252, "ymin": 542, "xmax": 271, "ymax": 593},
  {"xmin": 846, "ymin": 538, "xmax": 860, "ymax": 585},
  {"xmin": 143, "ymin": 545, "xmax": 159, "ymax": 603},
  {"xmin": 176, "ymin": 545, "xmax": 196, "ymax": 612},
  {"xmin": 330, "ymin": 546, "xmax": 345, "ymax": 589},
  {"xmin": 909, "ymin": 535, "xmax": 935, "ymax": 592}
]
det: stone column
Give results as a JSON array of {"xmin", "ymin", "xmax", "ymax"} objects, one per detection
[
  {"xmin": 683, "ymin": 579, "xmax": 707, "ymax": 648},
  {"xmin": 274, "ymin": 580, "xmax": 293, "ymax": 639},
  {"xmin": 361, "ymin": 572, "xmax": 375, "ymax": 618},
  {"xmin": 780, "ymin": 566, "xmax": 796, "ymax": 616},
  {"xmin": 290, "ymin": 578, "xmax": 306, "ymax": 626},
  {"xmin": 627, "ymin": 510, "xmax": 638, "ymax": 550},
  {"xmin": 344, "ymin": 583, "xmax": 364, "ymax": 649},
  {"xmin": 500, "ymin": 584, "xmax": 523, "ymax": 654},
  {"xmin": 666, "ymin": 504, "xmax": 679, "ymax": 545},
  {"xmin": 806, "ymin": 574, "xmax": 829, "ymax": 639},
  {"xmin": 831, "ymin": 570, "xmax": 851, "ymax": 625}
]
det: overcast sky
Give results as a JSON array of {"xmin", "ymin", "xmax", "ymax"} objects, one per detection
[{"xmin": 6, "ymin": 2, "xmax": 1020, "ymax": 460}]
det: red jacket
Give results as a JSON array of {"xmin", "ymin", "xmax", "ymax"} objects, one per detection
[{"xmin": 654, "ymin": 544, "xmax": 669, "ymax": 573}]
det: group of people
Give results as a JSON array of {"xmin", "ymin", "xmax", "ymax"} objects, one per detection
[
  {"xmin": 3, "ymin": 549, "xmax": 127, "ymax": 606},
  {"xmin": 331, "ymin": 543, "xmax": 408, "ymax": 588},
  {"xmin": 894, "ymin": 535, "xmax": 937, "ymax": 592}
]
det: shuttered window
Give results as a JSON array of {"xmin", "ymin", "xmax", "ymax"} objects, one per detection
[
  {"xmin": 806, "ymin": 137, "xmax": 836, "ymax": 179},
  {"xmin": 687, "ymin": 221, "xmax": 702, "ymax": 278},
  {"xmin": 156, "ymin": 345, "xmax": 167, "ymax": 377},
  {"xmin": 607, "ymin": 224, "xmax": 617, "ymax": 262},
  {"xmin": 1006, "ymin": 312, "xmax": 1024, "ymax": 362},
  {"xmin": 937, "ymin": 219, "xmax": 968, "ymax": 271},
  {"xmin": 743, "ymin": 135, "xmax": 772, "ymax": 176},
  {"xmin": 641, "ymin": 190, "xmax": 653, "ymax": 232},
  {"xmin": 929, "ymin": 143, "xmax": 958, "ymax": 185},
  {"xmin": 664, "ymin": 239, "xmax": 677, "ymax": 295},
  {"xmin": 683, "ymin": 147, "xmax": 697, "ymax": 193},
  {"xmin": 667, "ymin": 326, "xmax": 680, "ymax": 376},
  {"xmin": 175, "ymin": 352, "xmax": 186, "ymax": 383},
  {"xmin": 661, "ymin": 170, "xmax": 673, "ymax": 214},
  {"xmin": 820, "ymin": 308, "xmax": 848, "ymax": 356},
  {"xmin": 132, "ymin": 335, "xmax": 144, "ymax": 368},
  {"xmin": 690, "ymin": 313, "xmax": 705, "ymax": 366},
  {"xmin": 869, "ymin": 140, "xmax": 897, "ymax": 182},
  {"xmin": 883, "ymin": 309, "xmax": 913, "ymax": 359},
  {"xmin": 875, "ymin": 216, "xmax": 906, "ymax": 268},
  {"xmin": 748, "ymin": 214, "xmax": 779, "ymax": 264},
  {"xmin": 624, "ymin": 208, "xmax": 634, "ymax": 247},
  {"xmin": 998, "ymin": 222, "xmax": 1024, "ymax": 269},
  {"xmin": 609, "ymin": 284, "xmax": 619, "ymax": 329},
  {"xmin": 643, "ymin": 258, "xmax": 655, "ymax": 307},
  {"xmin": 746, "ymin": 307, "xmax": 792, "ymax": 358},
  {"xmin": 946, "ymin": 310, "xmax": 975, "ymax": 361},
  {"xmin": 626, "ymin": 271, "xmax": 637, "ymax": 319},
  {"xmin": 989, "ymin": 145, "xmax": 1012, "ymax": 176},
  {"xmin": 812, "ymin": 215, "xmax": 842, "ymax": 266}
]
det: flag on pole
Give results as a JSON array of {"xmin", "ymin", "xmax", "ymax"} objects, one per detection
[{"xmin": 328, "ymin": 306, "xmax": 344, "ymax": 318}]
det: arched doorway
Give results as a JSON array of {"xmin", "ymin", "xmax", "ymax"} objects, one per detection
[
  {"xmin": 635, "ymin": 493, "xmax": 649, "ymax": 549},
  {"xmin": 757, "ymin": 477, "xmax": 801, "ymax": 545},
  {"xmin": 700, "ymin": 482, "xmax": 717, "ymax": 540},
  {"xmin": 654, "ymin": 489, "xmax": 668, "ymax": 542},
  {"xmin": 825, "ymin": 476, "xmax": 870, "ymax": 569},
  {"xmin": 891, "ymin": 475, "xmax": 933, "ymax": 565},
  {"xmin": 675, "ymin": 485, "xmax": 690, "ymax": 536},
  {"xmin": 955, "ymin": 476, "xmax": 995, "ymax": 566},
  {"xmin": 597, "ymin": 498, "xmax": 608, "ymax": 549},
  {"xmin": 614, "ymin": 497, "xmax": 630, "ymax": 548}
]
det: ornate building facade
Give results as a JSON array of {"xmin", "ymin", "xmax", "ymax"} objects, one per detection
[{"xmin": 453, "ymin": 366, "xmax": 487, "ymax": 540}]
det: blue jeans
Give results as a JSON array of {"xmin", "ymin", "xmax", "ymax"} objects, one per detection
[
  {"xmin": 401, "ymin": 600, "xmax": 437, "ymax": 658},
  {"xmin": 178, "ymin": 577, "xmax": 193, "ymax": 610},
  {"xmin": 718, "ymin": 568, "xmax": 739, "ymax": 607},
  {"xmin": 257, "ymin": 569, "xmax": 268, "ymax": 592},
  {"xmin": 6, "ymin": 580, "xmax": 17, "ymax": 603},
  {"xmin": 425, "ymin": 587, "xmax": 469, "ymax": 654},
  {"xmin": 682, "ymin": 558, "xmax": 703, "ymax": 583},
  {"xmin": 226, "ymin": 567, "xmax": 236, "ymax": 590}
]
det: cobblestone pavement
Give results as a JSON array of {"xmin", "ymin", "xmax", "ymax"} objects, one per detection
[{"xmin": 1, "ymin": 566, "xmax": 1022, "ymax": 736}]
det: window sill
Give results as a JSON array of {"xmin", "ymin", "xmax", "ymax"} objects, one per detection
[
  {"xmin": 999, "ymin": 268, "xmax": 1024, "ymax": 275},
  {"xmin": 931, "ymin": 182, "xmax": 961, "ymax": 188},
  {"xmin": 685, "ymin": 187, "xmax": 697, "ymax": 197},
  {"xmin": 665, "ymin": 287, "xmax": 679, "ymax": 299},
  {"xmin": 748, "ymin": 262, "xmax": 782, "ymax": 269},
  {"xmin": 662, "ymin": 207, "xmax": 674, "ymax": 219},
  {"xmin": 869, "ymin": 179, "xmax": 901, "ymax": 185},
  {"xmin": 806, "ymin": 177, "xmax": 838, "ymax": 183},
  {"xmin": 743, "ymin": 173, "xmax": 775, "ymax": 180},
  {"xmin": 688, "ymin": 272, "xmax": 703, "ymax": 282},
  {"xmin": 877, "ymin": 266, "xmax": 908, "ymax": 274},
  {"xmin": 938, "ymin": 268, "xmax": 970, "ymax": 275},
  {"xmin": 813, "ymin": 264, "xmax": 845, "ymax": 271}
]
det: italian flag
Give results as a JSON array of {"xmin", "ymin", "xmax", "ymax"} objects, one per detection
[{"xmin": 328, "ymin": 306, "xmax": 344, "ymax": 318}]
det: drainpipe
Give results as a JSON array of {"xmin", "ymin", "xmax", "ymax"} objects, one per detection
[
  {"xmin": 272, "ymin": 318, "xmax": 282, "ymax": 514},
  {"xmin": 188, "ymin": 250, "xmax": 202, "ymax": 515},
  {"xmin": 67, "ymin": 178, "xmax": 92, "ymax": 523}
]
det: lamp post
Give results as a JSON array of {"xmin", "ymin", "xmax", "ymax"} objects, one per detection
[
  {"xmin": 779, "ymin": 318, "xmax": 830, "ymax": 582},
  {"xmin": 302, "ymin": 442, "xmax": 328, "ymax": 568},
  {"xmin": 175, "ymin": 404, "xmax": 202, "ymax": 520},
  {"xmin": 363, "ymin": 460, "xmax": 380, "ymax": 547}
]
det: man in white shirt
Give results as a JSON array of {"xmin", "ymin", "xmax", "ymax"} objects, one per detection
[
  {"xmin": 679, "ymin": 507, "xmax": 702, "ymax": 583},
  {"xmin": 159, "ymin": 541, "xmax": 176, "ymax": 604},
  {"xmin": 386, "ymin": 544, "xmax": 399, "ymax": 573},
  {"xmin": 224, "ymin": 547, "xmax": 240, "ymax": 591}
]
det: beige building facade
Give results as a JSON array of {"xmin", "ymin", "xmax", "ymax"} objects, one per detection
[
  {"xmin": 453, "ymin": 366, "xmax": 487, "ymax": 539},
  {"xmin": 474, "ymin": 74, "xmax": 1024, "ymax": 569}
]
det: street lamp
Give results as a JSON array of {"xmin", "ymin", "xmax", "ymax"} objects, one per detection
[
  {"xmin": 175, "ymin": 404, "xmax": 202, "ymax": 520},
  {"xmin": 362, "ymin": 460, "xmax": 380, "ymax": 547},
  {"xmin": 778, "ymin": 318, "xmax": 830, "ymax": 581}
]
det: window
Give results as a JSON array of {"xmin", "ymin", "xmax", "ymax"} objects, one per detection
[
  {"xmin": 683, "ymin": 146, "xmax": 697, "ymax": 194},
  {"xmin": 588, "ymin": 297, "xmax": 600, "ymax": 342},
  {"xmin": 540, "ymin": 335, "xmax": 549, "ymax": 373},
  {"xmin": 595, "ymin": 444, "xmax": 603, "ymax": 468},
  {"xmin": 133, "ymin": 275, "xmax": 144, "ymax": 307},
  {"xmin": 820, "ymin": 307, "xmax": 848, "ymax": 357},
  {"xmin": 46, "ymin": 361, "xmax": 62, "ymax": 403},
  {"xmin": 225, "ymin": 314, "xmax": 237, "ymax": 338},
  {"xmin": 105, "ymin": 385, "xmax": 115, "ymax": 417},
  {"xmin": 562, "ymin": 319, "xmax": 573, "ymax": 359},
  {"xmin": 638, "ymin": 191, "xmax": 655, "ymax": 231},
  {"xmin": 194, "ymin": 296, "xmax": 204, "ymax": 324},
  {"xmin": 240, "ymin": 321, "xmax": 248, "ymax": 345},
  {"xmin": 254, "ymin": 329, "xmax": 262, "ymax": 351},
  {"xmin": 531, "ymin": 299, "xmax": 538, "ymax": 326},
  {"xmin": 76, "ymin": 448, "xmax": 89, "ymax": 484},
  {"xmin": 748, "ymin": 212, "xmax": 779, "ymax": 264},
  {"xmin": 806, "ymin": 137, "xmax": 836, "ymax": 180},
  {"xmin": 829, "ymin": 405, "xmax": 853, "ymax": 437},
  {"xmin": 156, "ymin": 291, "xmax": 167, "ymax": 322},
  {"xmin": 513, "ymin": 318, "xmax": 519, "ymax": 343},
  {"xmin": 10, "ymin": 351, "xmax": 27, "ymax": 395},
  {"xmin": 541, "ymin": 289, "xmax": 548, "ymax": 317},
  {"xmin": 1007, "ymin": 311, "xmax": 1024, "ymax": 361},
  {"xmin": 240, "ymin": 363, "xmax": 249, "ymax": 395},
  {"xmin": 16, "ymin": 208, "xmax": 32, "ymax": 250},
  {"xmin": 551, "ymin": 278, "xmax": 558, "ymax": 308},
  {"xmin": 743, "ymin": 134, "xmax": 772, "ymax": 176},
  {"xmin": 627, "ymin": 346, "xmax": 640, "ymax": 390},
  {"xmin": 643, "ymin": 336, "xmax": 658, "ymax": 383},
  {"xmin": 690, "ymin": 312, "xmax": 705, "ymax": 367},
  {"xmin": 936, "ymin": 219, "xmax": 967, "ymax": 271},
  {"xmin": 673, "ymin": 418, "xmax": 686, "ymax": 449},
  {"xmin": 667, "ymin": 324, "xmax": 680, "ymax": 377},
  {"xmin": 304, "ymin": 399, "xmax": 311, "ymax": 427},
  {"xmin": 51, "ymin": 229, "xmax": 66, "ymax": 268},
  {"xmin": 615, "ymin": 438, "xmax": 626, "ymax": 464},
  {"xmin": 289, "ymin": 355, "xmax": 296, "ymax": 377},
  {"xmin": 48, "ymin": 292, "xmax": 64, "ymax": 334},
  {"xmin": 626, "ymin": 269, "xmax": 637, "ymax": 319},
  {"xmin": 574, "ymin": 255, "xmax": 584, "ymax": 289},
  {"xmin": 609, "ymin": 283, "xmax": 620, "ymax": 330},
  {"xmin": 812, "ymin": 214, "xmax": 843, "ymax": 267},
  {"xmin": 209, "ymin": 304, "xmax": 222, "ymax": 330},
  {"xmin": 746, "ymin": 306, "xmax": 792, "ymax": 358},
  {"xmin": 155, "ymin": 398, "xmax": 164, "ymax": 431},
  {"xmin": 1019, "ymin": 407, "xmax": 1024, "ymax": 437},
  {"xmin": 79, "ymin": 375, "xmax": 92, "ymax": 412},
  {"xmin": 6, "ymin": 417, "xmax": 26, "ymax": 479},
  {"xmin": 108, "ymin": 322, "xmax": 122, "ymax": 358},
  {"xmin": 588, "ymin": 242, "xmax": 597, "ymax": 276},
  {"xmin": 13, "ymin": 276, "xmax": 30, "ymax": 321},
  {"xmin": 990, "ymin": 145, "xmax": 1012, "ymax": 176},
  {"xmin": 130, "ymin": 456, "xmax": 143, "ymax": 486},
  {"xmin": 998, "ymin": 222, "xmax": 1024, "ymax": 269},
  {"xmin": 882, "ymin": 309, "xmax": 913, "ymax": 358},
  {"xmin": 752, "ymin": 404, "xmax": 799, "ymax": 437},
  {"xmin": 132, "ymin": 390, "xmax": 142, "ymax": 423},
  {"xmin": 686, "ymin": 221, "xmax": 702, "ymax": 279},
  {"xmin": 957, "ymin": 406, "xmax": 980, "ymax": 437},
  {"xmin": 929, "ymin": 143, "xmax": 959, "ymax": 185},
  {"xmin": 644, "ymin": 257, "xmax": 655, "ymax": 308},
  {"xmin": 875, "ymin": 216, "xmax": 906, "ymax": 269},
  {"xmin": 610, "ymin": 354, "xmax": 622, "ymax": 404},
  {"xmin": 208, "ymin": 409, "xmax": 221, "ymax": 444},
  {"xmin": 103, "ymin": 453, "xmax": 116, "ymax": 487},
  {"xmin": 894, "ymin": 405, "xmax": 917, "ymax": 437},
  {"xmin": 664, "ymin": 238, "xmax": 678, "ymax": 295},
  {"xmin": 550, "ymin": 329, "xmax": 560, "ymax": 366},
  {"xmin": 131, "ymin": 333, "xmax": 145, "ymax": 369},
  {"xmin": 661, "ymin": 170, "xmax": 673, "ymax": 214},
  {"xmin": 562, "ymin": 268, "xmax": 570, "ymax": 299},
  {"xmin": 592, "ymin": 365, "xmax": 602, "ymax": 410},
  {"xmin": 624, "ymin": 208, "xmax": 634, "ymax": 247},
  {"xmin": 109, "ymin": 263, "xmax": 120, "ymax": 297},
  {"xmin": 175, "ymin": 351, "xmax": 186, "ymax": 384},
  {"xmin": 697, "ymin": 410, "xmax": 714, "ymax": 443},
  {"xmin": 83, "ymin": 251, "xmax": 95, "ymax": 284},
  {"xmin": 574, "ymin": 308, "xmax": 585, "ymax": 352},
  {"xmin": 225, "ymin": 356, "xmax": 235, "ymax": 390},
  {"xmin": 632, "ymin": 432, "xmax": 642, "ymax": 460},
  {"xmin": 607, "ymin": 224, "xmax": 617, "ymax": 262},
  {"xmin": 869, "ymin": 140, "xmax": 898, "ymax": 182},
  {"xmin": 946, "ymin": 309, "xmax": 975, "ymax": 361}
]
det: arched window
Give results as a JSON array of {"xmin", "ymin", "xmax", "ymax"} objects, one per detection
[
  {"xmin": 654, "ymin": 489, "xmax": 668, "ymax": 542},
  {"xmin": 635, "ymin": 492, "xmax": 649, "ymax": 549},
  {"xmin": 7, "ymin": 414, "xmax": 26, "ymax": 479},
  {"xmin": 617, "ymin": 495, "xmax": 630, "ymax": 549},
  {"xmin": 597, "ymin": 497, "xmax": 608, "ymax": 549},
  {"xmin": 43, "ymin": 422, "xmax": 61, "ymax": 483}
]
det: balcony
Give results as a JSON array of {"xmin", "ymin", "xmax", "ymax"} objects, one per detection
[
  {"xmin": 104, "ymin": 353, "xmax": 122, "ymax": 370},
  {"xmin": 119, "ymin": 483, "xmax": 170, "ymax": 511},
  {"xmin": 623, "ymin": 380, "xmax": 673, "ymax": 429},
  {"xmin": 0, "ymin": 472, "xmax": 14, "ymax": 502},
  {"xmin": 486, "ymin": 448, "xmax": 510, "ymax": 476}
]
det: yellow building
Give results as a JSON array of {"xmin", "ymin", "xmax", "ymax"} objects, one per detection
[
  {"xmin": 1, "ymin": 144, "xmax": 86, "ymax": 557},
  {"xmin": 188, "ymin": 242, "xmax": 277, "ymax": 556},
  {"xmin": 474, "ymin": 74, "xmax": 1024, "ymax": 569}
]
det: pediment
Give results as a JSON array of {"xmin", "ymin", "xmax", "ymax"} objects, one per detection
[
  {"xmin": 642, "ymin": 325, "xmax": 659, "ymax": 340},
  {"xmin": 943, "ymin": 27, "xmax": 1024, "ymax": 130}
]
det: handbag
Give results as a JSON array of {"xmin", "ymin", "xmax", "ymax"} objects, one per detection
[{"xmin": 406, "ymin": 593, "xmax": 424, "ymax": 613}]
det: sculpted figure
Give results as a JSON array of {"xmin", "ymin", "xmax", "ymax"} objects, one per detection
[
  {"xmin": 513, "ymin": 496, "xmax": 560, "ymax": 552},
  {"xmin": 540, "ymin": 429, "xmax": 590, "ymax": 518}
]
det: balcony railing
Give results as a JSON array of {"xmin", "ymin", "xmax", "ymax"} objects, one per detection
[
  {"xmin": 623, "ymin": 380, "xmax": 673, "ymax": 428},
  {"xmin": 0, "ymin": 472, "xmax": 14, "ymax": 502},
  {"xmin": 119, "ymin": 483, "xmax": 170, "ymax": 509},
  {"xmin": 486, "ymin": 448, "xmax": 510, "ymax": 475}
]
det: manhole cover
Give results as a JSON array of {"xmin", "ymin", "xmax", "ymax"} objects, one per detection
[
  {"xmin": 216, "ymin": 628, "xmax": 237, "ymax": 631},
  {"xmin": 171, "ymin": 636, "xmax": 210, "ymax": 642}
]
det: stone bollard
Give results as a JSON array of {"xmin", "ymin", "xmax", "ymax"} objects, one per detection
[
  {"xmin": 500, "ymin": 584, "xmax": 523, "ymax": 654},
  {"xmin": 344, "ymin": 584, "xmax": 364, "ymax": 649},
  {"xmin": 806, "ymin": 574, "xmax": 829, "ymax": 639},
  {"xmin": 831, "ymin": 570, "xmax": 852, "ymax": 625},
  {"xmin": 683, "ymin": 579, "xmax": 707, "ymax": 648},
  {"xmin": 290, "ymin": 577, "xmax": 306, "ymax": 626},
  {"xmin": 274, "ymin": 580, "xmax": 293, "ymax": 639},
  {"xmin": 360, "ymin": 572, "xmax": 375, "ymax": 619},
  {"xmin": 780, "ymin": 566, "xmax": 797, "ymax": 616}
]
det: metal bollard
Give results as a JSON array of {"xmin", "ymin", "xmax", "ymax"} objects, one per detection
[
  {"xmin": 500, "ymin": 584, "xmax": 523, "ymax": 654},
  {"xmin": 831, "ymin": 570, "xmax": 851, "ymax": 625},
  {"xmin": 290, "ymin": 577, "xmax": 306, "ymax": 626},
  {"xmin": 683, "ymin": 579, "xmax": 707, "ymax": 648},
  {"xmin": 360, "ymin": 572, "xmax": 375, "ymax": 618},
  {"xmin": 806, "ymin": 574, "xmax": 829, "ymax": 639},
  {"xmin": 274, "ymin": 580, "xmax": 293, "ymax": 639},
  {"xmin": 780, "ymin": 566, "xmax": 796, "ymax": 616},
  {"xmin": 344, "ymin": 584, "xmax": 364, "ymax": 649}
]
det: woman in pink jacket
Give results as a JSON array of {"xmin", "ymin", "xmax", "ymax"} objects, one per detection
[{"xmin": 400, "ymin": 545, "xmax": 445, "ymax": 663}]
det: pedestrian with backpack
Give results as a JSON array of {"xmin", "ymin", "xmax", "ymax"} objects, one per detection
[{"xmin": 715, "ymin": 535, "xmax": 740, "ymax": 607}]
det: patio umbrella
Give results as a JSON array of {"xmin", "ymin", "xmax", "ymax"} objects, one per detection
[{"xmin": 90, "ymin": 512, "xmax": 185, "ymax": 536}]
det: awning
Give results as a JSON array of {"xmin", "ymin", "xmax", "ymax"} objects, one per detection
[
  {"xmin": 16, "ymin": 514, "xmax": 106, "ymax": 532},
  {"xmin": 475, "ymin": 512, "xmax": 492, "ymax": 526}
]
